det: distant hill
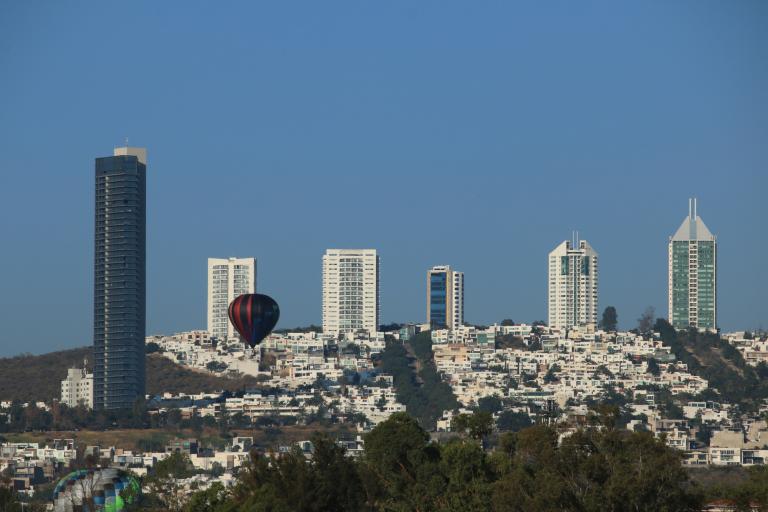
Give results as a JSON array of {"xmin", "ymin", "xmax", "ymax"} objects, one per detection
[
  {"xmin": 655, "ymin": 319, "xmax": 768, "ymax": 410},
  {"xmin": 0, "ymin": 347, "xmax": 265, "ymax": 403}
]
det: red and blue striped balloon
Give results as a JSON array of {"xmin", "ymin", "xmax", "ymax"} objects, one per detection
[{"xmin": 228, "ymin": 293, "xmax": 280, "ymax": 347}]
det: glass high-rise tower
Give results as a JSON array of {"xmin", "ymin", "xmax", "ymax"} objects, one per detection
[
  {"xmin": 93, "ymin": 146, "xmax": 147, "ymax": 410},
  {"xmin": 668, "ymin": 198, "xmax": 717, "ymax": 331},
  {"xmin": 427, "ymin": 266, "xmax": 464, "ymax": 330}
]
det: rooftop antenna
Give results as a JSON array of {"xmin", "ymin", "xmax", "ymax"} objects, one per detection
[
  {"xmin": 124, "ymin": 137, "xmax": 129, "ymax": 147},
  {"xmin": 688, "ymin": 198, "xmax": 693, "ymax": 219},
  {"xmin": 693, "ymin": 197, "xmax": 697, "ymax": 220}
]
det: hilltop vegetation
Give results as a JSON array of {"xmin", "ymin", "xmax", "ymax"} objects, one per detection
[
  {"xmin": 0, "ymin": 347, "xmax": 266, "ymax": 402},
  {"xmin": 378, "ymin": 332, "xmax": 459, "ymax": 429},
  {"xmin": 654, "ymin": 319, "xmax": 768, "ymax": 410},
  {"xmin": 145, "ymin": 353, "xmax": 266, "ymax": 395}
]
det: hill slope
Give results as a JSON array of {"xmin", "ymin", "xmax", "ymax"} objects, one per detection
[
  {"xmin": 655, "ymin": 319, "xmax": 768, "ymax": 410},
  {"xmin": 0, "ymin": 347, "xmax": 265, "ymax": 402},
  {"xmin": 378, "ymin": 331, "xmax": 459, "ymax": 430}
]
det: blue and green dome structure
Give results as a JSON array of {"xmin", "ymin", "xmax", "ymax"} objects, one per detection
[{"xmin": 52, "ymin": 468, "xmax": 140, "ymax": 512}]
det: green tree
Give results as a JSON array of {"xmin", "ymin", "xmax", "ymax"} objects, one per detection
[
  {"xmin": 477, "ymin": 395, "xmax": 503, "ymax": 414},
  {"xmin": 452, "ymin": 412, "xmax": 494, "ymax": 442},
  {"xmin": 206, "ymin": 361, "xmax": 228, "ymax": 372},
  {"xmin": 0, "ymin": 486, "xmax": 22, "ymax": 512},
  {"xmin": 155, "ymin": 451, "xmax": 196, "ymax": 479},
  {"xmin": 647, "ymin": 357, "xmax": 661, "ymax": 376},
  {"xmin": 226, "ymin": 434, "xmax": 364, "ymax": 512},
  {"xmin": 496, "ymin": 411, "xmax": 532, "ymax": 432},
  {"xmin": 756, "ymin": 362, "xmax": 768, "ymax": 380},
  {"xmin": 143, "ymin": 453, "xmax": 197, "ymax": 511},
  {"xmin": 600, "ymin": 306, "xmax": 618, "ymax": 332},
  {"xmin": 491, "ymin": 425, "xmax": 701, "ymax": 512},
  {"xmin": 166, "ymin": 408, "xmax": 183, "ymax": 430},
  {"xmin": 362, "ymin": 412, "xmax": 441, "ymax": 511},
  {"xmin": 708, "ymin": 466, "xmax": 768, "ymax": 509},
  {"xmin": 637, "ymin": 306, "xmax": 655, "ymax": 333},
  {"xmin": 131, "ymin": 397, "xmax": 149, "ymax": 428},
  {"xmin": 438, "ymin": 439, "xmax": 492, "ymax": 511},
  {"xmin": 543, "ymin": 364, "xmax": 561, "ymax": 383}
]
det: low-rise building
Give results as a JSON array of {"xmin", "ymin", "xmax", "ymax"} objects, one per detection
[{"xmin": 60, "ymin": 366, "xmax": 93, "ymax": 409}]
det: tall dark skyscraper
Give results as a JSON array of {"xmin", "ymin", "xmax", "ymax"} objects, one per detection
[{"xmin": 93, "ymin": 146, "xmax": 147, "ymax": 410}]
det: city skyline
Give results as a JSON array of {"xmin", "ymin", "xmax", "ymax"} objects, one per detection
[
  {"xmin": 2, "ymin": 181, "xmax": 764, "ymax": 356},
  {"xmin": 2, "ymin": 3, "xmax": 768, "ymax": 509},
  {"xmin": 1, "ymin": 2, "xmax": 766, "ymax": 355}
]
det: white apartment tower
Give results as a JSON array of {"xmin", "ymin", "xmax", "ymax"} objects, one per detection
[
  {"xmin": 322, "ymin": 249, "xmax": 380, "ymax": 335},
  {"xmin": 427, "ymin": 266, "xmax": 464, "ymax": 330},
  {"xmin": 547, "ymin": 236, "xmax": 599, "ymax": 331},
  {"xmin": 61, "ymin": 364, "xmax": 94, "ymax": 409},
  {"xmin": 207, "ymin": 257, "xmax": 257, "ymax": 340}
]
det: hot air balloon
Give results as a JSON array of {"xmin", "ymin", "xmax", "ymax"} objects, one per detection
[
  {"xmin": 53, "ymin": 468, "xmax": 140, "ymax": 512},
  {"xmin": 228, "ymin": 293, "xmax": 280, "ymax": 347}
]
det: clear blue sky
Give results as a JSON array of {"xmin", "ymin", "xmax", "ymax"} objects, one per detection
[{"xmin": 0, "ymin": 1, "xmax": 766, "ymax": 356}]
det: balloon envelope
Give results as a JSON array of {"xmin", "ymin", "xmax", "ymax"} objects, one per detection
[
  {"xmin": 53, "ymin": 469, "xmax": 140, "ymax": 512},
  {"xmin": 228, "ymin": 293, "xmax": 280, "ymax": 347}
]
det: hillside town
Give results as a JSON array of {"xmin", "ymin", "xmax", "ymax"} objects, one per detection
[
  {"xmin": 4, "ymin": 320, "xmax": 765, "ymax": 499},
  {"xmin": 143, "ymin": 323, "xmax": 768, "ymax": 468},
  {"xmin": 4, "ymin": 0, "xmax": 768, "ymax": 508}
]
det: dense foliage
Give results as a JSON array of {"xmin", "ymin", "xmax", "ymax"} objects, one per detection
[
  {"xmin": 173, "ymin": 412, "xmax": 708, "ymax": 512},
  {"xmin": 706, "ymin": 466, "xmax": 768, "ymax": 510},
  {"xmin": 654, "ymin": 319, "xmax": 768, "ymax": 410},
  {"xmin": 600, "ymin": 306, "xmax": 618, "ymax": 332},
  {"xmin": 379, "ymin": 332, "xmax": 459, "ymax": 429}
]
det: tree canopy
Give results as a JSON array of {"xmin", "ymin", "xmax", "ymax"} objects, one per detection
[
  {"xmin": 379, "ymin": 333, "xmax": 458, "ymax": 429},
  {"xmin": 654, "ymin": 318, "xmax": 768, "ymax": 411},
  {"xmin": 600, "ymin": 306, "xmax": 618, "ymax": 332},
  {"xmin": 174, "ymin": 411, "xmax": 715, "ymax": 512}
]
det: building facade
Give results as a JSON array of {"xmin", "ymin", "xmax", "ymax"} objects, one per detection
[
  {"xmin": 547, "ymin": 237, "xmax": 599, "ymax": 331},
  {"xmin": 427, "ymin": 265, "xmax": 464, "ymax": 330},
  {"xmin": 61, "ymin": 366, "xmax": 93, "ymax": 409},
  {"xmin": 668, "ymin": 199, "xmax": 717, "ymax": 331},
  {"xmin": 322, "ymin": 249, "xmax": 379, "ymax": 335},
  {"xmin": 207, "ymin": 257, "xmax": 257, "ymax": 341},
  {"xmin": 93, "ymin": 146, "xmax": 146, "ymax": 409}
]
